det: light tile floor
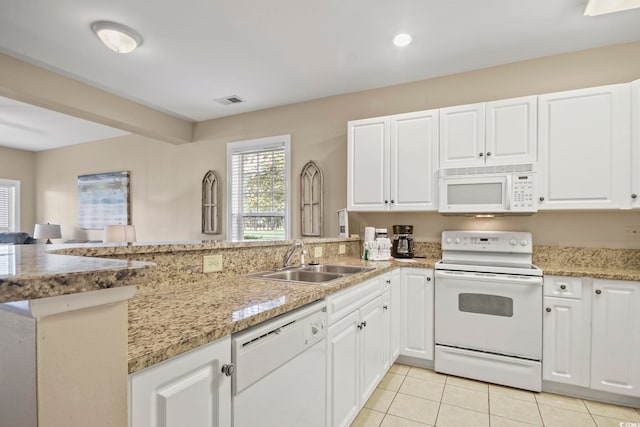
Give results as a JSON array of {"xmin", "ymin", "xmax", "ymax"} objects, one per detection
[{"xmin": 351, "ymin": 364, "xmax": 640, "ymax": 427}]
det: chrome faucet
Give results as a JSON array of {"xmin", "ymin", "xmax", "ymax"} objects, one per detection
[{"xmin": 283, "ymin": 242, "xmax": 304, "ymax": 268}]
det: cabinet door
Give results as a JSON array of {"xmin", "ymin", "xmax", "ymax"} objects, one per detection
[
  {"xmin": 400, "ymin": 268, "xmax": 434, "ymax": 360},
  {"xmin": 632, "ymin": 79, "xmax": 640, "ymax": 208},
  {"xmin": 129, "ymin": 336, "xmax": 231, "ymax": 427},
  {"xmin": 327, "ymin": 311, "xmax": 360, "ymax": 427},
  {"xmin": 543, "ymin": 296, "xmax": 590, "ymax": 387},
  {"xmin": 537, "ymin": 84, "xmax": 631, "ymax": 210},
  {"xmin": 347, "ymin": 117, "xmax": 390, "ymax": 211},
  {"xmin": 382, "ymin": 290, "xmax": 391, "ymax": 371},
  {"xmin": 485, "ymin": 96, "xmax": 537, "ymax": 166},
  {"xmin": 359, "ymin": 296, "xmax": 385, "ymax": 405},
  {"xmin": 390, "ymin": 268, "xmax": 402, "ymax": 362},
  {"xmin": 439, "ymin": 103, "xmax": 485, "ymax": 169},
  {"xmin": 390, "ymin": 110, "xmax": 439, "ymax": 211},
  {"xmin": 591, "ymin": 279, "xmax": 640, "ymax": 397}
]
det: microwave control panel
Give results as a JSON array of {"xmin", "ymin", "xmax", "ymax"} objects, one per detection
[{"xmin": 510, "ymin": 173, "xmax": 535, "ymax": 211}]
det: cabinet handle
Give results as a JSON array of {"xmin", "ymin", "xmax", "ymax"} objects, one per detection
[
  {"xmin": 539, "ymin": 196, "xmax": 545, "ymax": 202},
  {"xmin": 632, "ymin": 194, "xmax": 638, "ymax": 199},
  {"xmin": 560, "ymin": 284, "xmax": 566, "ymax": 290},
  {"xmin": 383, "ymin": 304, "xmax": 389, "ymax": 310},
  {"xmin": 546, "ymin": 307, "xmax": 552, "ymax": 313},
  {"xmin": 426, "ymin": 277, "xmax": 431, "ymax": 282},
  {"xmin": 595, "ymin": 289, "xmax": 602, "ymax": 295},
  {"xmin": 221, "ymin": 363, "xmax": 235, "ymax": 377},
  {"xmin": 479, "ymin": 152, "xmax": 484, "ymax": 157},
  {"xmin": 486, "ymin": 152, "xmax": 491, "ymax": 157}
]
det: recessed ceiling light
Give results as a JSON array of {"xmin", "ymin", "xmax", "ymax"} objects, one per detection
[
  {"xmin": 393, "ymin": 33, "xmax": 412, "ymax": 47},
  {"xmin": 584, "ymin": 0, "xmax": 640, "ymax": 16},
  {"xmin": 91, "ymin": 21, "xmax": 143, "ymax": 53}
]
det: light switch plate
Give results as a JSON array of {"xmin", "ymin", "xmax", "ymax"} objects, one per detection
[
  {"xmin": 339, "ymin": 244, "xmax": 346, "ymax": 254},
  {"xmin": 203, "ymin": 254, "xmax": 223, "ymax": 273},
  {"xmin": 314, "ymin": 247, "xmax": 323, "ymax": 258}
]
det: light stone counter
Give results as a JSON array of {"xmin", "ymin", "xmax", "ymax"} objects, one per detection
[
  {"xmin": 0, "ymin": 244, "xmax": 155, "ymax": 303},
  {"xmin": 126, "ymin": 256, "xmax": 438, "ymax": 373}
]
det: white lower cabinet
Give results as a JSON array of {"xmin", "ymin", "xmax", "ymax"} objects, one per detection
[
  {"xmin": 390, "ymin": 268, "xmax": 402, "ymax": 363},
  {"xmin": 129, "ymin": 335, "xmax": 231, "ymax": 427},
  {"xmin": 326, "ymin": 276, "xmax": 386, "ymax": 427},
  {"xmin": 591, "ymin": 279, "xmax": 640, "ymax": 397},
  {"xmin": 400, "ymin": 268, "xmax": 434, "ymax": 360},
  {"xmin": 543, "ymin": 276, "xmax": 640, "ymax": 398}
]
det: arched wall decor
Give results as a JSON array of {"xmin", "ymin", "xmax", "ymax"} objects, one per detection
[
  {"xmin": 202, "ymin": 170, "xmax": 221, "ymax": 234},
  {"xmin": 300, "ymin": 161, "xmax": 323, "ymax": 237}
]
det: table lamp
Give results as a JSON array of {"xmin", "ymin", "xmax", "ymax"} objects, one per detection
[{"xmin": 33, "ymin": 223, "xmax": 61, "ymax": 244}]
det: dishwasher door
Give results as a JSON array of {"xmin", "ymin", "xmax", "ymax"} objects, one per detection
[{"xmin": 232, "ymin": 301, "xmax": 327, "ymax": 427}]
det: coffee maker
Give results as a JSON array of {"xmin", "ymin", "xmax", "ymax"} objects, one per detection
[{"xmin": 392, "ymin": 225, "xmax": 415, "ymax": 258}]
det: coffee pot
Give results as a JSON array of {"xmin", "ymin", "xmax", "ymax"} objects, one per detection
[{"xmin": 392, "ymin": 225, "xmax": 414, "ymax": 258}]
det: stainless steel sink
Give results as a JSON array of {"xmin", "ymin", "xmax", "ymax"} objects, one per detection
[
  {"xmin": 259, "ymin": 270, "xmax": 343, "ymax": 283},
  {"xmin": 300, "ymin": 264, "xmax": 374, "ymax": 275},
  {"xmin": 246, "ymin": 264, "xmax": 374, "ymax": 284}
]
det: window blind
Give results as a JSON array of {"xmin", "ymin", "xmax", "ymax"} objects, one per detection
[
  {"xmin": 0, "ymin": 183, "xmax": 16, "ymax": 232},
  {"xmin": 228, "ymin": 141, "xmax": 288, "ymax": 242}
]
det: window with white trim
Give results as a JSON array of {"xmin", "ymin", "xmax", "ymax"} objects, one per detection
[
  {"xmin": 227, "ymin": 135, "xmax": 290, "ymax": 242},
  {"xmin": 0, "ymin": 179, "xmax": 20, "ymax": 232}
]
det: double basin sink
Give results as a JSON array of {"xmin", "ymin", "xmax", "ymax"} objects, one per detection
[{"xmin": 247, "ymin": 264, "xmax": 375, "ymax": 284}]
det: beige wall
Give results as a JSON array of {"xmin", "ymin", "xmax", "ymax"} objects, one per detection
[
  {"xmin": 0, "ymin": 146, "xmax": 36, "ymax": 234},
  {"xmin": 33, "ymin": 41, "xmax": 640, "ymax": 247}
]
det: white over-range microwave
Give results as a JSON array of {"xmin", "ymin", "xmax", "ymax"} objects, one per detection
[{"xmin": 438, "ymin": 165, "xmax": 537, "ymax": 214}]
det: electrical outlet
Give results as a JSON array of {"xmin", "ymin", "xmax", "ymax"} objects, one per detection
[
  {"xmin": 314, "ymin": 246, "xmax": 323, "ymax": 258},
  {"xmin": 625, "ymin": 226, "xmax": 640, "ymax": 236},
  {"xmin": 203, "ymin": 254, "xmax": 223, "ymax": 273},
  {"xmin": 339, "ymin": 244, "xmax": 346, "ymax": 254}
]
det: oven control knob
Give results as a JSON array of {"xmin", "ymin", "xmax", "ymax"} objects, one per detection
[
  {"xmin": 520, "ymin": 240, "xmax": 528, "ymax": 246},
  {"xmin": 510, "ymin": 239, "xmax": 518, "ymax": 246},
  {"xmin": 445, "ymin": 237, "xmax": 452, "ymax": 244},
  {"xmin": 454, "ymin": 238, "xmax": 461, "ymax": 244}
]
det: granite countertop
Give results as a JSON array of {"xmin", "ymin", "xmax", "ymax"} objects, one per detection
[
  {"xmin": 0, "ymin": 244, "xmax": 155, "ymax": 303},
  {"xmin": 536, "ymin": 263, "xmax": 640, "ymax": 281},
  {"xmin": 127, "ymin": 257, "xmax": 438, "ymax": 373}
]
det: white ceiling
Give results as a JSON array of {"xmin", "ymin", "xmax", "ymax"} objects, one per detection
[
  {"xmin": 0, "ymin": 95, "xmax": 128, "ymax": 151},
  {"xmin": 1, "ymin": 0, "xmax": 640, "ymax": 149}
]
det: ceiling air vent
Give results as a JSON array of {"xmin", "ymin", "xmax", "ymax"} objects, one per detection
[{"xmin": 215, "ymin": 95, "xmax": 245, "ymax": 105}]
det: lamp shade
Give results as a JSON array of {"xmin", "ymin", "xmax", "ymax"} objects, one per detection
[
  {"xmin": 104, "ymin": 225, "xmax": 136, "ymax": 243},
  {"xmin": 34, "ymin": 223, "xmax": 61, "ymax": 243}
]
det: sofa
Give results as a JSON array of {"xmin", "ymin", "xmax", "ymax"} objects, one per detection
[{"xmin": 0, "ymin": 232, "xmax": 36, "ymax": 244}]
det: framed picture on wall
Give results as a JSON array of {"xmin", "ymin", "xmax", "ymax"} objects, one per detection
[{"xmin": 78, "ymin": 171, "xmax": 130, "ymax": 230}]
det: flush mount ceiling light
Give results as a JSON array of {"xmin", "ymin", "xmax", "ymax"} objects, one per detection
[
  {"xmin": 393, "ymin": 33, "xmax": 412, "ymax": 47},
  {"xmin": 91, "ymin": 21, "xmax": 142, "ymax": 53},
  {"xmin": 584, "ymin": 0, "xmax": 640, "ymax": 16}
]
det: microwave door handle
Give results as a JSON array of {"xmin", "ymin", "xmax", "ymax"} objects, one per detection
[{"xmin": 505, "ymin": 175, "xmax": 512, "ymax": 210}]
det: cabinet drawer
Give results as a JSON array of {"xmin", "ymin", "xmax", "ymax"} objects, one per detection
[
  {"xmin": 544, "ymin": 276, "xmax": 583, "ymax": 299},
  {"xmin": 327, "ymin": 276, "xmax": 382, "ymax": 324}
]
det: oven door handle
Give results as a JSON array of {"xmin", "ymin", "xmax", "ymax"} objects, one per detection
[{"xmin": 435, "ymin": 270, "xmax": 542, "ymax": 286}]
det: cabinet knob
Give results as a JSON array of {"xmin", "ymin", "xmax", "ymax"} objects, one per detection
[
  {"xmin": 632, "ymin": 194, "xmax": 638, "ymax": 199},
  {"xmin": 486, "ymin": 152, "xmax": 491, "ymax": 157},
  {"xmin": 595, "ymin": 289, "xmax": 602, "ymax": 295},
  {"xmin": 362, "ymin": 321, "xmax": 367, "ymax": 328},
  {"xmin": 390, "ymin": 199, "xmax": 395, "ymax": 204},
  {"xmin": 386, "ymin": 279, "xmax": 391, "ymax": 284},
  {"xmin": 479, "ymin": 152, "xmax": 484, "ymax": 157},
  {"xmin": 560, "ymin": 284, "xmax": 566, "ymax": 290},
  {"xmin": 357, "ymin": 323, "xmax": 363, "ymax": 330},
  {"xmin": 221, "ymin": 363, "xmax": 235, "ymax": 377},
  {"xmin": 546, "ymin": 307, "xmax": 552, "ymax": 312},
  {"xmin": 426, "ymin": 277, "xmax": 431, "ymax": 282},
  {"xmin": 383, "ymin": 304, "xmax": 389, "ymax": 310},
  {"xmin": 539, "ymin": 196, "xmax": 545, "ymax": 202},
  {"xmin": 384, "ymin": 200, "xmax": 389, "ymax": 204}
]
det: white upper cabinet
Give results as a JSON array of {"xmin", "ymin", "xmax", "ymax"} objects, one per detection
[
  {"xmin": 632, "ymin": 79, "xmax": 640, "ymax": 208},
  {"xmin": 347, "ymin": 117, "xmax": 389, "ymax": 211},
  {"xmin": 537, "ymin": 84, "xmax": 631, "ymax": 210},
  {"xmin": 439, "ymin": 103, "xmax": 485, "ymax": 168},
  {"xmin": 347, "ymin": 110, "xmax": 439, "ymax": 212},
  {"xmin": 439, "ymin": 96, "xmax": 537, "ymax": 169}
]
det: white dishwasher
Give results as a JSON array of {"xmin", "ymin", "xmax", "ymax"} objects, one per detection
[{"xmin": 232, "ymin": 300, "xmax": 327, "ymax": 427}]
